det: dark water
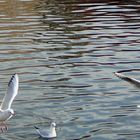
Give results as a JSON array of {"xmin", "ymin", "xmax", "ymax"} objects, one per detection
[{"xmin": 0, "ymin": 0, "xmax": 140, "ymax": 139}]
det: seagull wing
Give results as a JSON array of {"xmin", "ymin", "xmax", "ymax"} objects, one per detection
[
  {"xmin": 0, "ymin": 74, "xmax": 19, "ymax": 110},
  {"xmin": 114, "ymin": 72, "xmax": 140, "ymax": 88},
  {"xmin": 34, "ymin": 126, "xmax": 49, "ymax": 138}
]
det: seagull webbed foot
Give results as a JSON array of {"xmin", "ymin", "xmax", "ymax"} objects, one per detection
[{"xmin": 0, "ymin": 122, "xmax": 8, "ymax": 133}]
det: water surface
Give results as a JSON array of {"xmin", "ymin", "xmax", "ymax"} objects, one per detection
[{"xmin": 0, "ymin": 0, "xmax": 140, "ymax": 139}]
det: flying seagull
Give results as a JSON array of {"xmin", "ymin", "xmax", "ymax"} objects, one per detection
[
  {"xmin": 0, "ymin": 74, "xmax": 19, "ymax": 132},
  {"xmin": 34, "ymin": 122, "xmax": 57, "ymax": 139}
]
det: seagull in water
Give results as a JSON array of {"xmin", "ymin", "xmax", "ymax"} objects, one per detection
[
  {"xmin": 34, "ymin": 122, "xmax": 57, "ymax": 139},
  {"xmin": 0, "ymin": 74, "xmax": 19, "ymax": 132}
]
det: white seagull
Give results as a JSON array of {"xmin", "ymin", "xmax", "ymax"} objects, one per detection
[
  {"xmin": 0, "ymin": 74, "xmax": 19, "ymax": 132},
  {"xmin": 34, "ymin": 122, "xmax": 57, "ymax": 139}
]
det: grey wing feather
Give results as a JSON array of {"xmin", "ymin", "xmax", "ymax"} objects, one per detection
[
  {"xmin": 0, "ymin": 74, "xmax": 19, "ymax": 110},
  {"xmin": 34, "ymin": 126, "xmax": 49, "ymax": 137},
  {"xmin": 114, "ymin": 72, "xmax": 140, "ymax": 88}
]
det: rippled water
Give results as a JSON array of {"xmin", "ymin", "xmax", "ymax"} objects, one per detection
[{"xmin": 0, "ymin": 0, "xmax": 140, "ymax": 139}]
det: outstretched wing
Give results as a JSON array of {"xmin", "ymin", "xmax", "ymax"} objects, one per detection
[
  {"xmin": 0, "ymin": 74, "xmax": 19, "ymax": 110},
  {"xmin": 114, "ymin": 72, "xmax": 140, "ymax": 88}
]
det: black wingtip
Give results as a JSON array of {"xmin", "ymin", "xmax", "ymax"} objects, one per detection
[
  {"xmin": 8, "ymin": 75, "xmax": 15, "ymax": 86},
  {"xmin": 13, "ymin": 73, "xmax": 18, "ymax": 77},
  {"xmin": 34, "ymin": 126, "xmax": 39, "ymax": 129}
]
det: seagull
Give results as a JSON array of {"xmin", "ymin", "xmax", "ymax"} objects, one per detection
[
  {"xmin": 0, "ymin": 74, "xmax": 19, "ymax": 132},
  {"xmin": 34, "ymin": 122, "xmax": 57, "ymax": 139}
]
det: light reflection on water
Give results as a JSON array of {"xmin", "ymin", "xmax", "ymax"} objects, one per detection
[{"xmin": 0, "ymin": 0, "xmax": 140, "ymax": 139}]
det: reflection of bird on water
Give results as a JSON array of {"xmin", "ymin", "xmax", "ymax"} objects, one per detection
[
  {"xmin": 34, "ymin": 122, "xmax": 57, "ymax": 139},
  {"xmin": 0, "ymin": 74, "xmax": 19, "ymax": 132}
]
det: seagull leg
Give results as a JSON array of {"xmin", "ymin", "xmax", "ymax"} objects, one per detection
[
  {"xmin": 6, "ymin": 125, "xmax": 8, "ymax": 131},
  {"xmin": 0, "ymin": 122, "xmax": 8, "ymax": 132},
  {"xmin": 4, "ymin": 123, "xmax": 8, "ymax": 131},
  {"xmin": 2, "ymin": 122, "xmax": 8, "ymax": 132},
  {"xmin": 0, "ymin": 122, "xmax": 4, "ymax": 133}
]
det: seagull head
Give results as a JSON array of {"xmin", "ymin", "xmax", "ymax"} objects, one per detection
[
  {"xmin": 7, "ymin": 109, "xmax": 15, "ymax": 116},
  {"xmin": 2, "ymin": 109, "xmax": 15, "ymax": 120},
  {"xmin": 51, "ymin": 122, "xmax": 56, "ymax": 127}
]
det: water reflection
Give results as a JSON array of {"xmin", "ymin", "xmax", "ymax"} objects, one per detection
[{"xmin": 0, "ymin": 0, "xmax": 139, "ymax": 140}]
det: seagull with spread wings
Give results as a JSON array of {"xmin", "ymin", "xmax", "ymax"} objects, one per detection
[{"xmin": 0, "ymin": 74, "xmax": 19, "ymax": 132}]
